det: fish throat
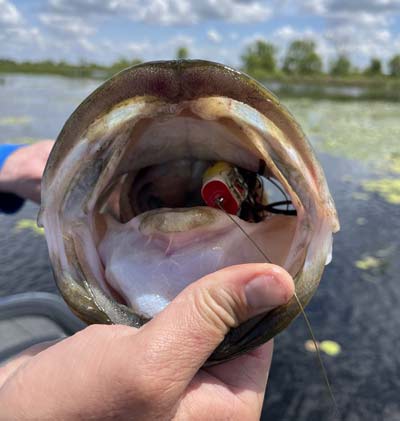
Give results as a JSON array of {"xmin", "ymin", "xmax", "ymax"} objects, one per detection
[
  {"xmin": 39, "ymin": 60, "xmax": 339, "ymax": 366},
  {"xmin": 43, "ymin": 96, "xmax": 305, "ymax": 320}
]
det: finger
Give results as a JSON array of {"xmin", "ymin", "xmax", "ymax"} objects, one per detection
[
  {"xmin": 121, "ymin": 263, "xmax": 294, "ymax": 397},
  {"xmin": 0, "ymin": 339, "xmax": 61, "ymax": 388},
  {"xmin": 205, "ymin": 341, "xmax": 273, "ymax": 408}
]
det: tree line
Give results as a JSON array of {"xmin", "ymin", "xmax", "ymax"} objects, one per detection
[
  {"xmin": 240, "ymin": 39, "xmax": 400, "ymax": 79},
  {"xmin": 0, "ymin": 58, "xmax": 142, "ymax": 78},
  {"xmin": 1, "ymin": 40, "xmax": 399, "ymax": 81}
]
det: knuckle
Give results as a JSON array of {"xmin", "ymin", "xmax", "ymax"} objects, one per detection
[{"xmin": 193, "ymin": 285, "xmax": 247, "ymax": 334}]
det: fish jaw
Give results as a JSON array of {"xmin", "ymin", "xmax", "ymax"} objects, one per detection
[{"xmin": 39, "ymin": 60, "xmax": 339, "ymax": 363}]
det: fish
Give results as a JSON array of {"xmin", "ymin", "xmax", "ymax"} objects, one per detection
[{"xmin": 38, "ymin": 60, "xmax": 339, "ymax": 364}]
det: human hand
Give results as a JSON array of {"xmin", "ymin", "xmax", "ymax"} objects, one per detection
[
  {"xmin": 0, "ymin": 140, "xmax": 54, "ymax": 204},
  {"xmin": 0, "ymin": 263, "xmax": 294, "ymax": 420}
]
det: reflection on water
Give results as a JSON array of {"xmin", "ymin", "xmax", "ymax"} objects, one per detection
[
  {"xmin": 0, "ymin": 74, "xmax": 399, "ymax": 421},
  {"xmin": 268, "ymin": 80, "xmax": 400, "ymax": 102}
]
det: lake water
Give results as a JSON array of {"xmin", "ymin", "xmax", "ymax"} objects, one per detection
[{"xmin": 0, "ymin": 74, "xmax": 399, "ymax": 421}]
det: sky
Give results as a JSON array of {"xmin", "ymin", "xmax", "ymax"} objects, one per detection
[{"xmin": 1, "ymin": 0, "xmax": 400, "ymax": 70}]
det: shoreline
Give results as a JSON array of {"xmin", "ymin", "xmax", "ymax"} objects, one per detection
[{"xmin": 1, "ymin": 68, "xmax": 400, "ymax": 101}]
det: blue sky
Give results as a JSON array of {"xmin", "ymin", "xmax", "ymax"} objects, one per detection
[{"xmin": 1, "ymin": 0, "xmax": 400, "ymax": 70}]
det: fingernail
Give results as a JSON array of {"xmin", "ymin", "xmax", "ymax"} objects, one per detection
[{"xmin": 244, "ymin": 274, "xmax": 287, "ymax": 314}]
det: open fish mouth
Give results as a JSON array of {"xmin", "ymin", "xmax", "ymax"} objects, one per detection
[{"xmin": 39, "ymin": 60, "xmax": 339, "ymax": 364}]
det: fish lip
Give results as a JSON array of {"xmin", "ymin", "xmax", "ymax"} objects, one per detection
[{"xmin": 40, "ymin": 59, "xmax": 339, "ymax": 364}]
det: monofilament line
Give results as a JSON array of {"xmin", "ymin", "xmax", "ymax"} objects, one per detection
[
  {"xmin": 215, "ymin": 198, "xmax": 273, "ymax": 264},
  {"xmin": 215, "ymin": 197, "xmax": 339, "ymax": 418},
  {"xmin": 292, "ymin": 293, "xmax": 339, "ymax": 418}
]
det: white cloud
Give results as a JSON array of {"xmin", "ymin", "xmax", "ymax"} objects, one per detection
[
  {"xmin": 48, "ymin": 0, "xmax": 119, "ymax": 15},
  {"xmin": 77, "ymin": 37, "xmax": 96, "ymax": 53},
  {"xmin": 197, "ymin": 0, "xmax": 271, "ymax": 24},
  {"xmin": 274, "ymin": 25, "xmax": 297, "ymax": 40},
  {"xmin": 325, "ymin": 23, "xmax": 399, "ymax": 67},
  {"xmin": 272, "ymin": 25, "xmax": 317, "ymax": 44},
  {"xmin": 0, "ymin": 0, "xmax": 23, "ymax": 26},
  {"xmin": 39, "ymin": 13, "xmax": 96, "ymax": 37},
  {"xmin": 301, "ymin": 0, "xmax": 328, "ymax": 14},
  {"xmin": 301, "ymin": 0, "xmax": 400, "ymax": 15},
  {"xmin": 93, "ymin": 35, "xmax": 195, "ymax": 64},
  {"xmin": 0, "ymin": 1, "xmax": 47, "ymax": 60},
  {"xmin": 292, "ymin": 0, "xmax": 400, "ymax": 67},
  {"xmin": 126, "ymin": 41, "xmax": 153, "ymax": 57},
  {"xmin": 207, "ymin": 29, "xmax": 222, "ymax": 43},
  {"xmin": 46, "ymin": 0, "xmax": 272, "ymax": 25},
  {"xmin": 1, "ymin": 0, "xmax": 399, "ymax": 70}
]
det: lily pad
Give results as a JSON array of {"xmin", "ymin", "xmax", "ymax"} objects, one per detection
[
  {"xmin": 6, "ymin": 137, "xmax": 39, "ymax": 144},
  {"xmin": 355, "ymin": 256, "xmax": 381, "ymax": 270},
  {"xmin": 362, "ymin": 179, "xmax": 400, "ymax": 205},
  {"xmin": 286, "ymin": 100, "xmax": 399, "ymax": 170},
  {"xmin": 14, "ymin": 219, "xmax": 44, "ymax": 235},
  {"xmin": 304, "ymin": 340, "xmax": 341, "ymax": 356},
  {"xmin": 0, "ymin": 116, "xmax": 32, "ymax": 126}
]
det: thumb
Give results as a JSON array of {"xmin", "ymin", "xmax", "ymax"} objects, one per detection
[{"xmin": 126, "ymin": 263, "xmax": 294, "ymax": 393}]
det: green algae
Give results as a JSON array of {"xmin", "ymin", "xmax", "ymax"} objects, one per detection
[
  {"xmin": 286, "ymin": 100, "xmax": 399, "ymax": 167},
  {"xmin": 362, "ymin": 179, "xmax": 400, "ymax": 204},
  {"xmin": 14, "ymin": 219, "xmax": 44, "ymax": 235},
  {"xmin": 305, "ymin": 340, "xmax": 342, "ymax": 356},
  {"xmin": 7, "ymin": 137, "xmax": 39, "ymax": 144},
  {"xmin": 0, "ymin": 116, "xmax": 32, "ymax": 126},
  {"xmin": 286, "ymin": 100, "xmax": 400, "ymax": 205},
  {"xmin": 355, "ymin": 256, "xmax": 383, "ymax": 271}
]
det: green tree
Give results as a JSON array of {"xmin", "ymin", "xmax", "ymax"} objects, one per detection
[
  {"xmin": 364, "ymin": 58, "xmax": 382, "ymax": 76},
  {"xmin": 111, "ymin": 58, "xmax": 131, "ymax": 69},
  {"xmin": 176, "ymin": 47, "xmax": 189, "ymax": 60},
  {"xmin": 389, "ymin": 55, "xmax": 400, "ymax": 77},
  {"xmin": 109, "ymin": 58, "xmax": 142, "ymax": 74},
  {"xmin": 283, "ymin": 40, "xmax": 322, "ymax": 75},
  {"xmin": 241, "ymin": 41, "xmax": 277, "ymax": 76},
  {"xmin": 330, "ymin": 54, "xmax": 352, "ymax": 77}
]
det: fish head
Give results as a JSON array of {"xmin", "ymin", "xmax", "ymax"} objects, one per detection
[{"xmin": 39, "ymin": 60, "xmax": 339, "ymax": 363}]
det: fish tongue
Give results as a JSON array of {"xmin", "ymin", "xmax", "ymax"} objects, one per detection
[
  {"xmin": 98, "ymin": 207, "xmax": 263, "ymax": 317},
  {"xmin": 137, "ymin": 206, "xmax": 231, "ymax": 248}
]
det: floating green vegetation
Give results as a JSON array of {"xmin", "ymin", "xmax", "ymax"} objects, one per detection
[
  {"xmin": 14, "ymin": 219, "xmax": 44, "ymax": 235},
  {"xmin": 352, "ymin": 192, "xmax": 370, "ymax": 201},
  {"xmin": 305, "ymin": 340, "xmax": 342, "ymax": 356},
  {"xmin": 355, "ymin": 247, "xmax": 393, "ymax": 282},
  {"xmin": 3, "ymin": 137, "xmax": 39, "ymax": 144},
  {"xmin": 286, "ymin": 100, "xmax": 399, "ymax": 169},
  {"xmin": 286, "ymin": 100, "xmax": 400, "ymax": 201},
  {"xmin": 362, "ymin": 178, "xmax": 400, "ymax": 204},
  {"xmin": 388, "ymin": 154, "xmax": 400, "ymax": 175},
  {"xmin": 0, "ymin": 58, "xmax": 142, "ymax": 79},
  {"xmin": 355, "ymin": 256, "xmax": 383, "ymax": 270},
  {"xmin": 0, "ymin": 116, "xmax": 32, "ymax": 126},
  {"xmin": 356, "ymin": 217, "xmax": 367, "ymax": 225}
]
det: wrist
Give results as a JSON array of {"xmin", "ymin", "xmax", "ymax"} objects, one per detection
[
  {"xmin": 0, "ymin": 144, "xmax": 26, "ymax": 193},
  {"xmin": 0, "ymin": 144, "xmax": 27, "ymax": 212}
]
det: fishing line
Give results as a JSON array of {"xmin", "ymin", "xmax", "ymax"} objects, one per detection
[
  {"xmin": 215, "ymin": 197, "xmax": 339, "ymax": 418},
  {"xmin": 266, "ymin": 176, "xmax": 290, "ymax": 212}
]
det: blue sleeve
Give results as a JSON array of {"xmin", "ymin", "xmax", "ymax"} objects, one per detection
[{"xmin": 0, "ymin": 144, "xmax": 26, "ymax": 214}]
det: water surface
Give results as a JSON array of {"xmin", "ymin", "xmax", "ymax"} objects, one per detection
[{"xmin": 0, "ymin": 74, "xmax": 399, "ymax": 421}]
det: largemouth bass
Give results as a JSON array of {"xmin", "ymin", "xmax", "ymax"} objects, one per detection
[{"xmin": 38, "ymin": 60, "xmax": 339, "ymax": 364}]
